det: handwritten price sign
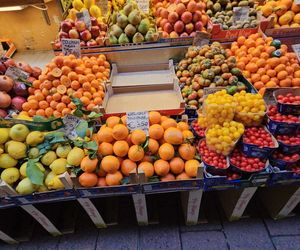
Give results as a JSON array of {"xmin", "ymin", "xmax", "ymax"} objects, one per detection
[
  {"xmin": 61, "ymin": 39, "xmax": 81, "ymax": 58},
  {"xmin": 5, "ymin": 67, "xmax": 29, "ymax": 80},
  {"xmin": 126, "ymin": 111, "xmax": 149, "ymax": 135},
  {"xmin": 233, "ymin": 6, "xmax": 250, "ymax": 24},
  {"xmin": 292, "ymin": 44, "xmax": 300, "ymax": 62},
  {"xmin": 76, "ymin": 9, "xmax": 91, "ymax": 30}
]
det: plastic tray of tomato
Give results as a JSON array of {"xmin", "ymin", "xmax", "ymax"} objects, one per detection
[
  {"xmin": 276, "ymin": 134, "xmax": 300, "ymax": 155},
  {"xmin": 273, "ymin": 89, "xmax": 300, "ymax": 116},
  {"xmin": 269, "ymin": 151, "xmax": 300, "ymax": 170},
  {"xmin": 229, "ymin": 148, "xmax": 268, "ymax": 174},
  {"xmin": 191, "ymin": 120, "xmax": 205, "ymax": 139},
  {"xmin": 241, "ymin": 126, "xmax": 279, "ymax": 159},
  {"xmin": 198, "ymin": 139, "xmax": 230, "ymax": 176},
  {"xmin": 266, "ymin": 106, "xmax": 300, "ymax": 135}
]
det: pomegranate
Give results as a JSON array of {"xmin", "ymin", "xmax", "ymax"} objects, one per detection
[
  {"xmin": 0, "ymin": 91, "xmax": 11, "ymax": 108},
  {"xmin": 3, "ymin": 58, "xmax": 16, "ymax": 68},
  {"xmin": 13, "ymin": 82, "xmax": 28, "ymax": 97},
  {"xmin": 31, "ymin": 66, "xmax": 42, "ymax": 78},
  {"xmin": 0, "ymin": 109, "xmax": 7, "ymax": 118},
  {"xmin": 0, "ymin": 75, "xmax": 14, "ymax": 92},
  {"xmin": 11, "ymin": 96, "xmax": 26, "ymax": 111}
]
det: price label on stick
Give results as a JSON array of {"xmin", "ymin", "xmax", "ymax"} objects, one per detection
[
  {"xmin": 76, "ymin": 9, "xmax": 91, "ymax": 30},
  {"xmin": 126, "ymin": 111, "xmax": 149, "ymax": 135},
  {"xmin": 233, "ymin": 6, "xmax": 250, "ymax": 23},
  {"xmin": 192, "ymin": 31, "xmax": 209, "ymax": 47},
  {"xmin": 61, "ymin": 38, "xmax": 81, "ymax": 58},
  {"xmin": 62, "ymin": 114, "xmax": 81, "ymax": 139},
  {"xmin": 136, "ymin": 0, "xmax": 149, "ymax": 13},
  {"xmin": 5, "ymin": 67, "xmax": 29, "ymax": 80},
  {"xmin": 292, "ymin": 44, "xmax": 300, "ymax": 62}
]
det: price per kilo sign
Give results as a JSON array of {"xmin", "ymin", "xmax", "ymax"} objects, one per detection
[
  {"xmin": 126, "ymin": 111, "xmax": 149, "ymax": 135},
  {"xmin": 61, "ymin": 39, "xmax": 81, "ymax": 58},
  {"xmin": 233, "ymin": 7, "xmax": 250, "ymax": 24}
]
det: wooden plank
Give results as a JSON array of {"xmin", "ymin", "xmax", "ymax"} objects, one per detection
[
  {"xmin": 0, "ymin": 230, "xmax": 18, "ymax": 244},
  {"xmin": 132, "ymin": 194, "xmax": 148, "ymax": 226},
  {"xmin": 0, "ymin": 0, "xmax": 44, "ymax": 7},
  {"xmin": 181, "ymin": 190, "xmax": 203, "ymax": 226}
]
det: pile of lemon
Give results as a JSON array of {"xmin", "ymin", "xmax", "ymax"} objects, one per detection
[
  {"xmin": 203, "ymin": 90, "xmax": 236, "ymax": 126},
  {"xmin": 233, "ymin": 91, "xmax": 266, "ymax": 126},
  {"xmin": 206, "ymin": 121, "xmax": 245, "ymax": 155}
]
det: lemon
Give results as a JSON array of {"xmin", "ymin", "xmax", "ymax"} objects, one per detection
[
  {"xmin": 37, "ymin": 184, "xmax": 48, "ymax": 192},
  {"xmin": 16, "ymin": 177, "xmax": 36, "ymax": 195},
  {"xmin": 49, "ymin": 158, "xmax": 67, "ymax": 174},
  {"xmin": 7, "ymin": 141, "xmax": 27, "ymax": 159},
  {"xmin": 56, "ymin": 144, "xmax": 72, "ymax": 158},
  {"xmin": 45, "ymin": 171, "xmax": 56, "ymax": 187},
  {"xmin": 41, "ymin": 151, "xmax": 57, "ymax": 166},
  {"xmin": 1, "ymin": 167, "xmax": 20, "ymax": 184},
  {"xmin": 48, "ymin": 176, "xmax": 64, "ymax": 190},
  {"xmin": 67, "ymin": 147, "xmax": 85, "ymax": 166},
  {"xmin": 20, "ymin": 162, "xmax": 45, "ymax": 177},
  {"xmin": 0, "ymin": 154, "xmax": 18, "ymax": 168},
  {"xmin": 0, "ymin": 147, "xmax": 3, "ymax": 154},
  {"xmin": 26, "ymin": 131, "xmax": 44, "ymax": 146},
  {"xmin": 9, "ymin": 124, "xmax": 29, "ymax": 142},
  {"xmin": 0, "ymin": 128, "xmax": 9, "ymax": 144},
  {"xmin": 28, "ymin": 147, "xmax": 40, "ymax": 159}
]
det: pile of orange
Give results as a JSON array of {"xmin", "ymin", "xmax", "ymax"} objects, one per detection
[
  {"xmin": 227, "ymin": 33, "xmax": 300, "ymax": 95},
  {"xmin": 78, "ymin": 111, "xmax": 201, "ymax": 187},
  {"xmin": 22, "ymin": 54, "xmax": 110, "ymax": 118}
]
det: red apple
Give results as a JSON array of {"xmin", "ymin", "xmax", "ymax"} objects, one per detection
[
  {"xmin": 59, "ymin": 31, "xmax": 69, "ymax": 39},
  {"xmin": 3, "ymin": 58, "xmax": 16, "ymax": 68},
  {"xmin": 80, "ymin": 30, "xmax": 92, "ymax": 42},
  {"xmin": 91, "ymin": 26, "xmax": 100, "ymax": 38},
  {"xmin": 80, "ymin": 41, "xmax": 86, "ymax": 47},
  {"xmin": 163, "ymin": 22, "xmax": 173, "ymax": 33},
  {"xmin": 69, "ymin": 29, "xmax": 80, "ymax": 39},
  {"xmin": 90, "ymin": 17, "xmax": 98, "ymax": 26},
  {"xmin": 99, "ymin": 23, "xmax": 108, "ymax": 31},
  {"xmin": 87, "ymin": 39, "xmax": 97, "ymax": 47},
  {"xmin": 185, "ymin": 23, "xmax": 194, "ymax": 34},
  {"xmin": 75, "ymin": 20, "xmax": 86, "ymax": 32},
  {"xmin": 0, "ymin": 109, "xmax": 7, "ymax": 118},
  {"xmin": 174, "ymin": 20, "xmax": 185, "ymax": 33},
  {"xmin": 96, "ymin": 37, "xmax": 105, "ymax": 46},
  {"xmin": 61, "ymin": 20, "xmax": 73, "ymax": 33},
  {"xmin": 0, "ymin": 62, "xmax": 6, "ymax": 74}
]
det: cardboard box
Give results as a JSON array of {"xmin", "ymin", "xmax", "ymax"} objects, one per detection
[
  {"xmin": 101, "ymin": 79, "xmax": 185, "ymax": 116},
  {"xmin": 109, "ymin": 60, "xmax": 176, "ymax": 88}
]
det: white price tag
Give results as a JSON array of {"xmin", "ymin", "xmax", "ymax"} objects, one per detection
[
  {"xmin": 295, "ymin": 0, "xmax": 300, "ymax": 5},
  {"xmin": 62, "ymin": 114, "xmax": 81, "ymax": 139},
  {"xmin": 192, "ymin": 31, "xmax": 210, "ymax": 47},
  {"xmin": 61, "ymin": 38, "xmax": 81, "ymax": 58},
  {"xmin": 76, "ymin": 9, "xmax": 92, "ymax": 30},
  {"xmin": 96, "ymin": 0, "xmax": 108, "ymax": 16},
  {"xmin": 292, "ymin": 44, "xmax": 300, "ymax": 62},
  {"xmin": 136, "ymin": 0, "xmax": 149, "ymax": 13},
  {"xmin": 126, "ymin": 111, "xmax": 149, "ymax": 135},
  {"xmin": 5, "ymin": 66, "xmax": 29, "ymax": 80},
  {"xmin": 233, "ymin": 6, "xmax": 250, "ymax": 23}
]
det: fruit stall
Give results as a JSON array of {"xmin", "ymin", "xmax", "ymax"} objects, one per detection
[{"xmin": 0, "ymin": 0, "xmax": 300, "ymax": 244}]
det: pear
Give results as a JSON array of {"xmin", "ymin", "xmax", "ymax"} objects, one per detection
[
  {"xmin": 124, "ymin": 24, "xmax": 137, "ymax": 37},
  {"xmin": 132, "ymin": 32, "xmax": 144, "ymax": 43},
  {"xmin": 111, "ymin": 24, "xmax": 123, "ymax": 38},
  {"xmin": 138, "ymin": 18, "xmax": 150, "ymax": 35},
  {"xmin": 128, "ymin": 9, "xmax": 141, "ymax": 25},
  {"xmin": 109, "ymin": 34, "xmax": 118, "ymax": 44},
  {"xmin": 118, "ymin": 33, "xmax": 130, "ymax": 44},
  {"xmin": 117, "ymin": 13, "xmax": 128, "ymax": 29},
  {"xmin": 124, "ymin": 3, "xmax": 133, "ymax": 16}
]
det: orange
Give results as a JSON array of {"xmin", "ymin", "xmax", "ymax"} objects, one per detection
[
  {"xmin": 158, "ymin": 143, "xmax": 175, "ymax": 161},
  {"xmin": 260, "ymin": 52, "xmax": 269, "ymax": 60},
  {"xmin": 279, "ymin": 78, "xmax": 292, "ymax": 87},
  {"xmin": 176, "ymin": 172, "xmax": 191, "ymax": 180},
  {"xmin": 237, "ymin": 61, "xmax": 246, "ymax": 70},
  {"xmin": 105, "ymin": 171, "xmax": 123, "ymax": 186},
  {"xmin": 97, "ymin": 127, "xmax": 114, "ymax": 143},
  {"xmin": 106, "ymin": 116, "xmax": 120, "ymax": 128},
  {"xmin": 101, "ymin": 155, "xmax": 120, "ymax": 173},
  {"xmin": 170, "ymin": 157, "xmax": 185, "ymax": 175},
  {"xmin": 254, "ymin": 81, "xmax": 264, "ymax": 90},
  {"xmin": 113, "ymin": 140, "xmax": 129, "ymax": 157},
  {"xmin": 142, "ymin": 155, "xmax": 153, "ymax": 163},
  {"xmin": 36, "ymin": 109, "xmax": 45, "ymax": 116},
  {"xmin": 45, "ymin": 107, "xmax": 54, "ymax": 117},
  {"xmin": 149, "ymin": 124, "xmax": 164, "ymax": 140},
  {"xmin": 154, "ymin": 159, "xmax": 170, "ymax": 177},
  {"xmin": 148, "ymin": 138, "xmax": 159, "ymax": 154},
  {"xmin": 265, "ymin": 81, "xmax": 277, "ymax": 87},
  {"xmin": 244, "ymin": 39, "xmax": 255, "ymax": 48},
  {"xmin": 261, "ymin": 75, "xmax": 270, "ymax": 84},
  {"xmin": 245, "ymin": 63, "xmax": 258, "ymax": 73},
  {"xmin": 28, "ymin": 99, "xmax": 39, "ymax": 109},
  {"xmin": 80, "ymin": 156, "xmax": 98, "ymax": 173},
  {"xmin": 98, "ymin": 142, "xmax": 113, "ymax": 156},
  {"xmin": 268, "ymin": 57, "xmax": 280, "ymax": 68},
  {"xmin": 80, "ymin": 96, "xmax": 90, "ymax": 106},
  {"xmin": 251, "ymin": 73, "xmax": 261, "ymax": 83},
  {"xmin": 121, "ymin": 159, "xmax": 137, "ymax": 176},
  {"xmin": 163, "ymin": 127, "xmax": 183, "ymax": 145},
  {"xmin": 138, "ymin": 162, "xmax": 154, "ymax": 177},
  {"xmin": 160, "ymin": 173, "xmax": 176, "ymax": 182},
  {"xmin": 292, "ymin": 78, "xmax": 300, "ymax": 87},
  {"xmin": 178, "ymin": 144, "xmax": 196, "ymax": 160},
  {"xmin": 177, "ymin": 121, "xmax": 189, "ymax": 131},
  {"xmin": 62, "ymin": 108, "xmax": 71, "ymax": 116},
  {"xmin": 97, "ymin": 167, "xmax": 107, "ymax": 177},
  {"xmin": 274, "ymin": 64, "xmax": 286, "ymax": 73},
  {"xmin": 131, "ymin": 129, "xmax": 146, "ymax": 145},
  {"xmin": 121, "ymin": 115, "xmax": 127, "ymax": 125},
  {"xmin": 79, "ymin": 172, "xmax": 98, "ymax": 187},
  {"xmin": 185, "ymin": 159, "xmax": 199, "ymax": 178},
  {"xmin": 286, "ymin": 66, "xmax": 294, "ymax": 75},
  {"xmin": 237, "ymin": 36, "xmax": 246, "ymax": 46},
  {"xmin": 161, "ymin": 118, "xmax": 177, "ymax": 130},
  {"xmin": 149, "ymin": 111, "xmax": 161, "ymax": 125},
  {"xmin": 97, "ymin": 177, "xmax": 107, "ymax": 187},
  {"xmin": 294, "ymin": 70, "xmax": 300, "ymax": 78},
  {"xmin": 267, "ymin": 69, "xmax": 277, "ymax": 77},
  {"xmin": 256, "ymin": 59, "xmax": 266, "ymax": 68},
  {"xmin": 39, "ymin": 100, "xmax": 49, "ymax": 109},
  {"xmin": 112, "ymin": 124, "xmax": 129, "ymax": 140},
  {"xmin": 128, "ymin": 145, "xmax": 145, "ymax": 162},
  {"xmin": 182, "ymin": 130, "xmax": 194, "ymax": 141},
  {"xmin": 277, "ymin": 71, "xmax": 288, "ymax": 80},
  {"xmin": 160, "ymin": 115, "xmax": 169, "ymax": 123},
  {"xmin": 52, "ymin": 93, "xmax": 62, "ymax": 101}
]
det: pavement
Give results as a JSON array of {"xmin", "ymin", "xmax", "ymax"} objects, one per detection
[{"xmin": 0, "ymin": 192, "xmax": 299, "ymax": 250}]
